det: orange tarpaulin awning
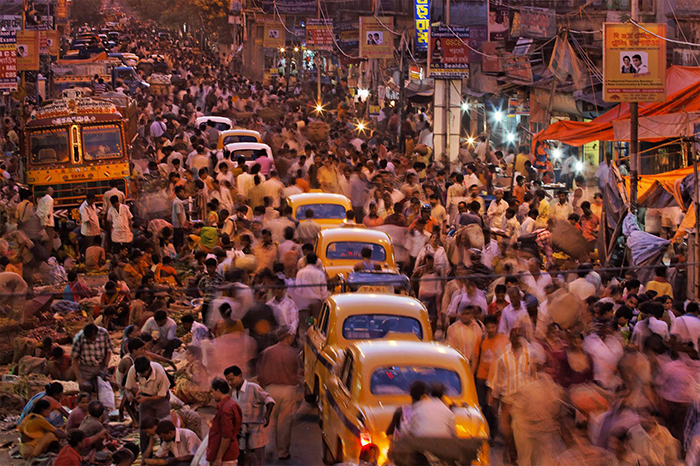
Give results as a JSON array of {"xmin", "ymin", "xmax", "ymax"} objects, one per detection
[
  {"xmin": 533, "ymin": 66, "xmax": 700, "ymax": 148},
  {"xmin": 624, "ymin": 165, "xmax": 694, "ymax": 206}
]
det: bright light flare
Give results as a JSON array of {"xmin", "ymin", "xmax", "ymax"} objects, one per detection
[
  {"xmin": 461, "ymin": 101, "xmax": 470, "ymax": 112},
  {"xmin": 466, "ymin": 137, "xmax": 475, "ymax": 145},
  {"xmin": 575, "ymin": 161, "xmax": 584, "ymax": 172},
  {"xmin": 294, "ymin": 47, "xmax": 299, "ymax": 52},
  {"xmin": 493, "ymin": 111, "xmax": 503, "ymax": 122},
  {"xmin": 389, "ymin": 100, "xmax": 395, "ymax": 107},
  {"xmin": 506, "ymin": 133, "xmax": 516, "ymax": 143},
  {"xmin": 552, "ymin": 148, "xmax": 562, "ymax": 159},
  {"xmin": 355, "ymin": 120, "xmax": 368, "ymax": 134},
  {"xmin": 315, "ymin": 101, "xmax": 324, "ymax": 113},
  {"xmin": 279, "ymin": 47, "xmax": 285, "ymax": 53},
  {"xmin": 357, "ymin": 88, "xmax": 370, "ymax": 99}
]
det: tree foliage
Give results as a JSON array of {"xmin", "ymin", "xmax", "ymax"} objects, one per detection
[{"xmin": 70, "ymin": 0, "xmax": 103, "ymax": 26}]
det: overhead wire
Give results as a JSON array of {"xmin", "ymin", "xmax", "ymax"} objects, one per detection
[
  {"xmin": 664, "ymin": 0, "xmax": 700, "ymax": 67},
  {"xmin": 629, "ymin": 19, "xmax": 700, "ymax": 47},
  {"xmin": 318, "ymin": 2, "xmax": 361, "ymax": 60}
]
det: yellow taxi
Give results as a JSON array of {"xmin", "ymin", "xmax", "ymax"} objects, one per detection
[
  {"xmin": 320, "ymin": 340, "xmax": 490, "ymax": 465},
  {"xmin": 287, "ymin": 193, "xmax": 352, "ymax": 229},
  {"xmin": 304, "ymin": 294, "xmax": 432, "ymax": 406},
  {"xmin": 217, "ymin": 129, "xmax": 262, "ymax": 150},
  {"xmin": 316, "ymin": 228, "xmax": 397, "ymax": 279}
]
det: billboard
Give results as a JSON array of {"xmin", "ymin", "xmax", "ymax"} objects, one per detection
[
  {"xmin": 0, "ymin": 31, "xmax": 17, "ymax": 92},
  {"xmin": 336, "ymin": 19, "xmax": 359, "ymax": 49},
  {"xmin": 428, "ymin": 26, "xmax": 470, "ymax": 78},
  {"xmin": 359, "ymin": 16, "xmax": 394, "ymax": 59},
  {"xmin": 414, "ymin": 0, "xmax": 430, "ymax": 52},
  {"xmin": 603, "ymin": 23, "xmax": 666, "ymax": 103},
  {"xmin": 261, "ymin": 15, "xmax": 285, "ymax": 49},
  {"xmin": 306, "ymin": 19, "xmax": 333, "ymax": 51},
  {"xmin": 17, "ymin": 31, "xmax": 39, "ymax": 71},
  {"xmin": 514, "ymin": 7, "xmax": 556, "ymax": 39},
  {"xmin": 488, "ymin": 0, "xmax": 510, "ymax": 41}
]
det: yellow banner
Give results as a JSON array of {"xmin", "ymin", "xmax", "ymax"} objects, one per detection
[
  {"xmin": 17, "ymin": 30, "xmax": 39, "ymax": 71},
  {"xmin": 603, "ymin": 23, "xmax": 666, "ymax": 103},
  {"xmin": 359, "ymin": 16, "xmax": 394, "ymax": 59},
  {"xmin": 47, "ymin": 30, "xmax": 59, "ymax": 56},
  {"xmin": 261, "ymin": 15, "xmax": 285, "ymax": 49}
]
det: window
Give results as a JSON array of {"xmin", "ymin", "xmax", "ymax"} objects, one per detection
[
  {"xmin": 370, "ymin": 367, "xmax": 462, "ymax": 396},
  {"xmin": 29, "ymin": 128, "xmax": 69, "ymax": 164},
  {"xmin": 223, "ymin": 135, "xmax": 259, "ymax": 145},
  {"xmin": 82, "ymin": 124, "xmax": 123, "ymax": 160},
  {"xmin": 326, "ymin": 242, "xmax": 387, "ymax": 261},
  {"xmin": 295, "ymin": 203, "xmax": 346, "ymax": 220},
  {"xmin": 318, "ymin": 304, "xmax": 330, "ymax": 336},
  {"xmin": 231, "ymin": 148, "xmax": 270, "ymax": 162},
  {"xmin": 340, "ymin": 352, "xmax": 354, "ymax": 391},
  {"xmin": 342, "ymin": 314, "xmax": 423, "ymax": 340}
]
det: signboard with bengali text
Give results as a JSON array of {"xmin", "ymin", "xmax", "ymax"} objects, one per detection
[
  {"xmin": 306, "ymin": 18, "xmax": 333, "ymax": 51},
  {"xmin": 261, "ymin": 15, "xmax": 285, "ymax": 49},
  {"xmin": 414, "ymin": 0, "xmax": 430, "ymax": 52},
  {"xmin": 0, "ymin": 31, "xmax": 17, "ymax": 92},
  {"xmin": 516, "ymin": 7, "xmax": 556, "ymax": 39},
  {"xmin": 17, "ymin": 31, "xmax": 39, "ymax": 71},
  {"xmin": 603, "ymin": 23, "xmax": 666, "ymax": 102},
  {"xmin": 428, "ymin": 26, "xmax": 470, "ymax": 78}
]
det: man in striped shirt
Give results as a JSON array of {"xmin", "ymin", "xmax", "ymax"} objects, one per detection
[{"xmin": 487, "ymin": 326, "xmax": 537, "ymax": 465}]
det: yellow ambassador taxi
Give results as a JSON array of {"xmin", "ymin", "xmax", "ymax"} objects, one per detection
[
  {"xmin": 320, "ymin": 340, "xmax": 490, "ymax": 465},
  {"xmin": 316, "ymin": 228, "xmax": 397, "ymax": 279},
  {"xmin": 216, "ymin": 129, "xmax": 262, "ymax": 150},
  {"xmin": 304, "ymin": 293, "xmax": 432, "ymax": 405},
  {"xmin": 287, "ymin": 193, "xmax": 352, "ymax": 229}
]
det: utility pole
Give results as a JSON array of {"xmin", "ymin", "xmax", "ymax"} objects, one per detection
[
  {"xmin": 630, "ymin": 0, "xmax": 639, "ymax": 213},
  {"xmin": 316, "ymin": 0, "xmax": 321, "ymax": 102},
  {"xmin": 398, "ymin": 32, "xmax": 407, "ymax": 151}
]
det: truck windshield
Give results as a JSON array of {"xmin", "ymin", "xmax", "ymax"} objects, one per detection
[
  {"xmin": 82, "ymin": 124, "xmax": 123, "ymax": 160},
  {"xmin": 29, "ymin": 128, "xmax": 69, "ymax": 165}
]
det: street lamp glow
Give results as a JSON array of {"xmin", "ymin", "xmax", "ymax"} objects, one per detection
[
  {"xmin": 389, "ymin": 100, "xmax": 395, "ymax": 107},
  {"xmin": 294, "ymin": 47, "xmax": 299, "ymax": 52},
  {"xmin": 355, "ymin": 120, "xmax": 367, "ymax": 134},
  {"xmin": 575, "ymin": 161, "xmax": 584, "ymax": 172},
  {"xmin": 357, "ymin": 88, "xmax": 370, "ymax": 99},
  {"xmin": 493, "ymin": 111, "xmax": 503, "ymax": 122},
  {"xmin": 466, "ymin": 137, "xmax": 475, "ymax": 145},
  {"xmin": 506, "ymin": 133, "xmax": 516, "ymax": 143},
  {"xmin": 279, "ymin": 47, "xmax": 285, "ymax": 53},
  {"xmin": 461, "ymin": 101, "xmax": 470, "ymax": 112},
  {"xmin": 552, "ymin": 148, "xmax": 562, "ymax": 159},
  {"xmin": 315, "ymin": 102, "xmax": 324, "ymax": 113}
]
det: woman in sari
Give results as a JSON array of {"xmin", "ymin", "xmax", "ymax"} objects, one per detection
[
  {"xmin": 123, "ymin": 249, "xmax": 145, "ymax": 290},
  {"xmin": 18, "ymin": 399, "xmax": 67, "ymax": 459},
  {"xmin": 173, "ymin": 346, "xmax": 211, "ymax": 407},
  {"xmin": 155, "ymin": 256, "xmax": 180, "ymax": 288},
  {"xmin": 18, "ymin": 382, "xmax": 69, "ymax": 428}
]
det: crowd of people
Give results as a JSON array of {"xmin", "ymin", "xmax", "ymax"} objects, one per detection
[{"xmin": 0, "ymin": 17, "xmax": 697, "ymax": 466}]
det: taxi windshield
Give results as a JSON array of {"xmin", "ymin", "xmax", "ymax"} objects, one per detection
[
  {"xmin": 295, "ymin": 203, "xmax": 346, "ymax": 220},
  {"xmin": 223, "ymin": 135, "xmax": 259, "ymax": 144},
  {"xmin": 342, "ymin": 314, "xmax": 422, "ymax": 340},
  {"xmin": 82, "ymin": 124, "xmax": 123, "ymax": 160},
  {"xmin": 370, "ymin": 367, "xmax": 462, "ymax": 396},
  {"xmin": 326, "ymin": 242, "xmax": 386, "ymax": 261},
  {"xmin": 29, "ymin": 128, "xmax": 69, "ymax": 164}
]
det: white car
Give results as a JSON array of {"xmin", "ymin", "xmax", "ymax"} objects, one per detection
[
  {"xmin": 224, "ymin": 142, "xmax": 275, "ymax": 175},
  {"xmin": 196, "ymin": 116, "xmax": 232, "ymax": 132}
]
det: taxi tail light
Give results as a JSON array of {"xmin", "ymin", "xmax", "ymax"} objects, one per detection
[{"xmin": 359, "ymin": 430, "xmax": 372, "ymax": 447}]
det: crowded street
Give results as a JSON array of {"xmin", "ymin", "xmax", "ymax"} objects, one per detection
[{"xmin": 0, "ymin": 0, "xmax": 699, "ymax": 465}]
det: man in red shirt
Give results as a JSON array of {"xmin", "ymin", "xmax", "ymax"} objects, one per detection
[
  {"xmin": 54, "ymin": 430, "xmax": 85, "ymax": 466},
  {"xmin": 208, "ymin": 378, "xmax": 243, "ymax": 466}
]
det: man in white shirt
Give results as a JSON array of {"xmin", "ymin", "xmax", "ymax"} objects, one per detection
[
  {"xmin": 150, "ymin": 116, "xmax": 167, "ymax": 140},
  {"xmin": 125, "ymin": 357, "xmax": 172, "ymax": 450},
  {"xmin": 154, "ymin": 421, "xmax": 201, "ymax": 464},
  {"xmin": 79, "ymin": 193, "xmax": 101, "ymax": 253},
  {"xmin": 519, "ymin": 209, "xmax": 538, "ymax": 236},
  {"xmin": 296, "ymin": 210, "xmax": 322, "ymax": 246},
  {"xmin": 267, "ymin": 279, "xmax": 299, "ymax": 335},
  {"xmin": 106, "ymin": 194, "xmax": 134, "ymax": 251},
  {"xmin": 407, "ymin": 388, "xmax": 456, "ymax": 438},
  {"xmin": 486, "ymin": 188, "xmax": 508, "ymax": 230},
  {"xmin": 262, "ymin": 171, "xmax": 285, "ymax": 208},
  {"xmin": 141, "ymin": 309, "xmax": 181, "ymax": 358},
  {"xmin": 498, "ymin": 287, "xmax": 529, "ymax": 336},
  {"xmin": 568, "ymin": 266, "xmax": 597, "ymax": 301},
  {"xmin": 103, "ymin": 180, "xmax": 126, "ymax": 207},
  {"xmin": 237, "ymin": 165, "xmax": 254, "ymax": 198},
  {"xmin": 446, "ymin": 278, "xmax": 488, "ymax": 318},
  {"xmin": 36, "ymin": 187, "xmax": 55, "ymax": 251},
  {"xmin": 293, "ymin": 253, "xmax": 328, "ymax": 311},
  {"xmin": 551, "ymin": 191, "xmax": 573, "ymax": 222},
  {"xmin": 670, "ymin": 302, "xmax": 700, "ymax": 351}
]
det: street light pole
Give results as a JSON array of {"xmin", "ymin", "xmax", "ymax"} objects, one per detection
[
  {"xmin": 316, "ymin": 0, "xmax": 321, "ymax": 102},
  {"xmin": 630, "ymin": 0, "xmax": 639, "ymax": 213}
]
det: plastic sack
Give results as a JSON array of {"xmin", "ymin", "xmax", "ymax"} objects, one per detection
[{"xmin": 96, "ymin": 376, "xmax": 115, "ymax": 411}]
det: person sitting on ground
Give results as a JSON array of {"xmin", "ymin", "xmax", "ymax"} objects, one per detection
[
  {"xmin": 18, "ymin": 381, "xmax": 69, "ymax": 428},
  {"xmin": 85, "ymin": 236, "xmax": 107, "ymax": 273},
  {"xmin": 66, "ymin": 392, "xmax": 90, "ymax": 429},
  {"xmin": 150, "ymin": 420, "xmax": 201, "ymax": 466},
  {"xmin": 18, "ymin": 399, "xmax": 67, "ymax": 460},
  {"xmin": 141, "ymin": 309, "xmax": 182, "ymax": 358},
  {"xmin": 173, "ymin": 346, "xmax": 211, "ymax": 407},
  {"xmin": 63, "ymin": 271, "xmax": 94, "ymax": 302},
  {"xmin": 47, "ymin": 346, "xmax": 76, "ymax": 381}
]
